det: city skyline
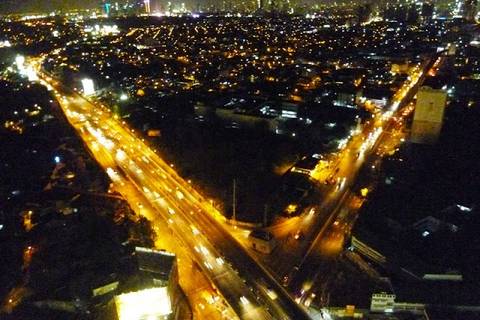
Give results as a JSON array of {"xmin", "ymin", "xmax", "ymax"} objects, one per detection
[{"xmin": 0, "ymin": 0, "xmax": 436, "ymax": 14}]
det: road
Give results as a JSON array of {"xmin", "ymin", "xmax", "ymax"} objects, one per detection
[
  {"xmin": 33, "ymin": 65, "xmax": 311, "ymax": 320},
  {"xmin": 225, "ymin": 56, "xmax": 440, "ymax": 310},
  {"xmin": 29, "ymin": 52, "xmax": 440, "ymax": 318},
  {"xmin": 282, "ymin": 56, "xmax": 443, "ymax": 307}
]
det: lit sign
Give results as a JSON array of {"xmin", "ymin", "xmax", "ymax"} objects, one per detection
[{"xmin": 81, "ymin": 78, "xmax": 95, "ymax": 96}]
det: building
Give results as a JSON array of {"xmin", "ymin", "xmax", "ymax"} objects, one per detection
[
  {"xmin": 215, "ymin": 103, "xmax": 278, "ymax": 131},
  {"xmin": 464, "ymin": 0, "xmax": 478, "ymax": 22},
  {"xmin": 410, "ymin": 86, "xmax": 447, "ymax": 144},
  {"xmin": 135, "ymin": 247, "xmax": 178, "ymax": 297},
  {"xmin": 361, "ymin": 86, "xmax": 394, "ymax": 108},
  {"xmin": 349, "ymin": 202, "xmax": 478, "ymax": 310},
  {"xmin": 291, "ymin": 156, "xmax": 319, "ymax": 175},
  {"xmin": 284, "ymin": 169, "xmax": 313, "ymax": 193},
  {"xmin": 257, "ymin": 0, "xmax": 265, "ymax": 10},
  {"xmin": 115, "ymin": 287, "xmax": 172, "ymax": 320},
  {"xmin": 248, "ymin": 230, "xmax": 277, "ymax": 254},
  {"xmin": 197, "ymin": 98, "xmax": 304, "ymax": 135},
  {"xmin": 421, "ymin": 1, "xmax": 434, "ymax": 22},
  {"xmin": 144, "ymin": 0, "xmax": 151, "ymax": 14},
  {"xmin": 259, "ymin": 101, "xmax": 299, "ymax": 119},
  {"xmin": 370, "ymin": 293, "xmax": 396, "ymax": 312},
  {"xmin": 103, "ymin": 2, "xmax": 112, "ymax": 16},
  {"xmin": 333, "ymin": 85, "xmax": 362, "ymax": 109},
  {"xmin": 109, "ymin": 247, "xmax": 181, "ymax": 319}
]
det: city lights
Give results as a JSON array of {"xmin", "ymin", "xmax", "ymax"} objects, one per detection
[
  {"xmin": 15, "ymin": 55, "xmax": 25, "ymax": 68},
  {"xmin": 0, "ymin": 40, "xmax": 11, "ymax": 47},
  {"xmin": 2, "ymin": 3, "xmax": 480, "ymax": 320}
]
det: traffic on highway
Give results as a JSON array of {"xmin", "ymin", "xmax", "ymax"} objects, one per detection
[{"xmin": 31, "ymin": 60, "xmax": 312, "ymax": 320}]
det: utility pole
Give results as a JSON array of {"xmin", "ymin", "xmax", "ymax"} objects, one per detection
[
  {"xmin": 233, "ymin": 178, "xmax": 236, "ymax": 226},
  {"xmin": 263, "ymin": 204, "xmax": 269, "ymax": 227}
]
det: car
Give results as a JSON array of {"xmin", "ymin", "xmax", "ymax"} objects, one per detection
[
  {"xmin": 293, "ymin": 230, "xmax": 304, "ymax": 240},
  {"xmin": 282, "ymin": 266, "xmax": 300, "ymax": 287}
]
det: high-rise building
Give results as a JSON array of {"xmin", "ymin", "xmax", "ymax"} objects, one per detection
[
  {"xmin": 144, "ymin": 0, "xmax": 151, "ymax": 14},
  {"xmin": 421, "ymin": 1, "xmax": 435, "ymax": 21},
  {"xmin": 103, "ymin": 2, "xmax": 111, "ymax": 16},
  {"xmin": 257, "ymin": 0, "xmax": 265, "ymax": 10},
  {"xmin": 410, "ymin": 86, "xmax": 447, "ymax": 144},
  {"xmin": 357, "ymin": 3, "xmax": 373, "ymax": 24},
  {"xmin": 464, "ymin": 0, "xmax": 478, "ymax": 21}
]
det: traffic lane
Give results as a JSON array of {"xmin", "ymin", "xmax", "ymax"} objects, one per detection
[
  {"xmin": 111, "ymin": 131, "xmax": 309, "ymax": 319},
  {"xmin": 149, "ymin": 165, "xmax": 309, "ymax": 320},
  {"xmin": 55, "ymin": 93, "xmax": 262, "ymax": 320},
  {"xmin": 257, "ymin": 161, "xmax": 356, "ymax": 281},
  {"xmin": 286, "ymin": 189, "xmax": 352, "ymax": 289},
  {"xmin": 75, "ymin": 84, "xmax": 344, "ymax": 296},
  {"xmin": 183, "ymin": 199, "xmax": 310, "ymax": 320},
  {"xmin": 117, "ymin": 150, "xmax": 276, "ymax": 320},
  {"xmin": 287, "ymin": 67, "xmax": 428, "ymax": 304},
  {"xmin": 120, "ymin": 170, "xmax": 268, "ymax": 319},
  {"xmin": 292, "ymin": 126, "xmax": 404, "ymax": 305},
  {"xmin": 92, "ymin": 145, "xmax": 238, "ymax": 320},
  {"xmin": 283, "ymin": 60, "xmax": 431, "ymax": 302},
  {"xmin": 48, "ymin": 79, "xmax": 312, "ymax": 316}
]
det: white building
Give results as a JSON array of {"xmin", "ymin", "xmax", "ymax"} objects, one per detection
[{"xmin": 248, "ymin": 230, "xmax": 277, "ymax": 254}]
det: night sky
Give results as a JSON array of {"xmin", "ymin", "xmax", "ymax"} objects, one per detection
[
  {"xmin": 0, "ymin": 0, "xmax": 355, "ymax": 14},
  {"xmin": 0, "ymin": 0, "xmax": 98, "ymax": 13}
]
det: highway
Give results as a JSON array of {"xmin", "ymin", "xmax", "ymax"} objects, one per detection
[{"xmin": 33, "ymin": 64, "xmax": 312, "ymax": 320}]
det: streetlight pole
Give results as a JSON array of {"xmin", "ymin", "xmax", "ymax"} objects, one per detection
[{"xmin": 233, "ymin": 178, "xmax": 236, "ymax": 227}]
